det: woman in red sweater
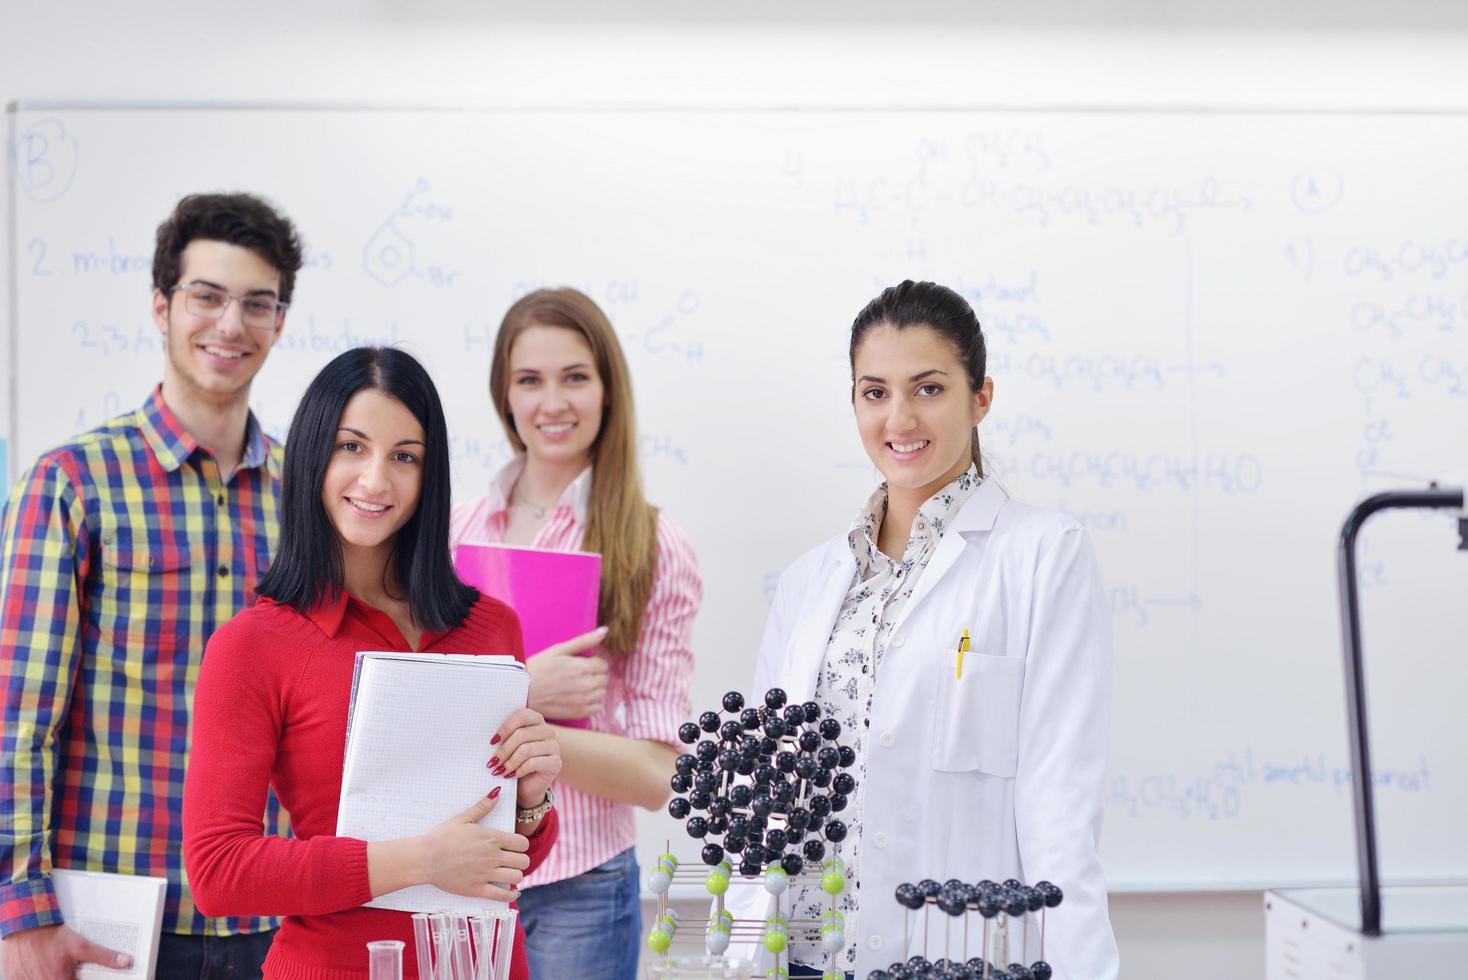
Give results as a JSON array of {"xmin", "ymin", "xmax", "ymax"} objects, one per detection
[{"xmin": 184, "ymin": 347, "xmax": 560, "ymax": 980}]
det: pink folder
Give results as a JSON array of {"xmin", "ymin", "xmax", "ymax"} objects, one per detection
[{"xmin": 453, "ymin": 542, "xmax": 603, "ymax": 727}]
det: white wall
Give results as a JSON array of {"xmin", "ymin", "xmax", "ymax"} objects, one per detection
[{"xmin": 6, "ymin": 4, "xmax": 1467, "ymax": 978}]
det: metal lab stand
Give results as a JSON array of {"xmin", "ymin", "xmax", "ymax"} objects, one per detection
[{"xmin": 1265, "ymin": 486, "xmax": 1468, "ymax": 979}]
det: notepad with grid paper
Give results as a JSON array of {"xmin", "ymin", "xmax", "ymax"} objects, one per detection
[{"xmin": 336, "ymin": 651, "xmax": 529, "ymax": 914}]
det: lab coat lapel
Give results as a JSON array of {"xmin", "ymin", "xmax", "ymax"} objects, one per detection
[
  {"xmin": 887, "ymin": 477, "xmax": 1007, "ymax": 640},
  {"xmin": 783, "ymin": 543, "xmax": 854, "ymax": 704}
]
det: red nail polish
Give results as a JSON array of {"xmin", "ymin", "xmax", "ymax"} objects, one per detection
[
  {"xmin": 493, "ymin": 765, "xmax": 507, "ymax": 777},
  {"xmin": 488, "ymin": 786, "xmax": 501, "ymax": 799},
  {"xmin": 488, "ymin": 756, "xmax": 500, "ymax": 768},
  {"xmin": 490, "ymin": 734, "xmax": 501, "ymax": 746}
]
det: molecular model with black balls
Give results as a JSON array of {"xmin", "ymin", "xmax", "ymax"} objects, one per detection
[
  {"xmin": 645, "ymin": 688, "xmax": 862, "ymax": 978},
  {"xmin": 665, "ymin": 688, "xmax": 856, "ymax": 880}
]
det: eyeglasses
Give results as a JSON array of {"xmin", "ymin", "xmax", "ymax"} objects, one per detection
[{"xmin": 169, "ymin": 283, "xmax": 288, "ymax": 332}]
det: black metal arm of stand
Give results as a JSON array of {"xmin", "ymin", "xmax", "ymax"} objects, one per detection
[{"xmin": 1337, "ymin": 487, "xmax": 1465, "ymax": 937}]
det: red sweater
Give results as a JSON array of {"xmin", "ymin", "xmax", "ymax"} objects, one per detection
[{"xmin": 183, "ymin": 592, "xmax": 556, "ymax": 980}]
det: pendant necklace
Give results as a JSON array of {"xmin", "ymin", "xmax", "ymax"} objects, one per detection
[{"xmin": 513, "ymin": 485, "xmax": 552, "ymax": 520}]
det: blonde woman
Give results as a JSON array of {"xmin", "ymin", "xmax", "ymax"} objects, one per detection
[{"xmin": 450, "ymin": 288, "xmax": 700, "ymax": 980}]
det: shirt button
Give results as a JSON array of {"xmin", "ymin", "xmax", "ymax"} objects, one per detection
[
  {"xmin": 879, "ymin": 731, "xmax": 895, "ymax": 748},
  {"xmin": 216, "ymin": 564, "xmax": 230, "ymax": 578},
  {"xmin": 216, "ymin": 494, "xmax": 225, "ymax": 506},
  {"xmin": 891, "ymin": 635, "xmax": 905, "ymax": 648},
  {"xmin": 873, "ymin": 832, "xmax": 888, "ymax": 849},
  {"xmin": 868, "ymin": 935, "xmax": 884, "ymax": 952}
]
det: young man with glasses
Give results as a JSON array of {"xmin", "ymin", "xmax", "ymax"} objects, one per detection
[{"xmin": 0, "ymin": 193, "xmax": 302, "ymax": 979}]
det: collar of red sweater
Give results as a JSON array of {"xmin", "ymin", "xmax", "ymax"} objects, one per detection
[{"xmin": 258, "ymin": 593, "xmax": 448, "ymax": 650}]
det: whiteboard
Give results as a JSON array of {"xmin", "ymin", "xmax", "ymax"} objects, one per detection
[{"xmin": 7, "ymin": 105, "xmax": 1467, "ymax": 891}]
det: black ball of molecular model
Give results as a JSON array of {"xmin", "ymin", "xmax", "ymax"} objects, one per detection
[
  {"xmin": 870, "ymin": 879, "xmax": 1063, "ymax": 979},
  {"xmin": 667, "ymin": 688, "xmax": 857, "ymax": 880}
]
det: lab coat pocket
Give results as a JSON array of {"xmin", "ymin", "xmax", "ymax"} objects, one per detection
[{"xmin": 931, "ymin": 652, "xmax": 1025, "ymax": 776}]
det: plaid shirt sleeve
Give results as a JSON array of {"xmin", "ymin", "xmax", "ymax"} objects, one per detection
[{"xmin": 0, "ymin": 456, "xmax": 90, "ymax": 936}]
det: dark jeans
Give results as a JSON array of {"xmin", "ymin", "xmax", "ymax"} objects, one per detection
[{"xmin": 155, "ymin": 931, "xmax": 276, "ymax": 980}]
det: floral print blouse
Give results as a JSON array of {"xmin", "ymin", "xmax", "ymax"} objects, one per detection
[{"xmin": 788, "ymin": 464, "xmax": 982, "ymax": 971}]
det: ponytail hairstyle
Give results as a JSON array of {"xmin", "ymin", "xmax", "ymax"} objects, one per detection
[
  {"xmin": 489, "ymin": 288, "xmax": 659, "ymax": 656},
  {"xmin": 849, "ymin": 279, "xmax": 988, "ymax": 476}
]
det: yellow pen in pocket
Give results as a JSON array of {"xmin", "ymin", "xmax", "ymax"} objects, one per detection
[{"xmin": 954, "ymin": 628, "xmax": 971, "ymax": 679}]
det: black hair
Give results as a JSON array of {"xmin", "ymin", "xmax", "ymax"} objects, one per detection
[
  {"xmin": 257, "ymin": 347, "xmax": 477, "ymax": 631},
  {"xmin": 152, "ymin": 192, "xmax": 305, "ymax": 303},
  {"xmin": 849, "ymin": 279, "xmax": 987, "ymax": 475}
]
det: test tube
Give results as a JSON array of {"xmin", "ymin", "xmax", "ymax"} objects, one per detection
[
  {"xmin": 470, "ymin": 913, "xmax": 492, "ymax": 980},
  {"xmin": 430, "ymin": 913, "xmax": 454, "ymax": 980},
  {"xmin": 481, "ymin": 916, "xmax": 495, "ymax": 980},
  {"xmin": 491, "ymin": 909, "xmax": 519, "ymax": 980},
  {"xmin": 412, "ymin": 914, "xmax": 434, "ymax": 980},
  {"xmin": 450, "ymin": 915, "xmax": 474, "ymax": 980},
  {"xmin": 367, "ymin": 940, "xmax": 404, "ymax": 980},
  {"xmin": 471, "ymin": 915, "xmax": 493, "ymax": 980}
]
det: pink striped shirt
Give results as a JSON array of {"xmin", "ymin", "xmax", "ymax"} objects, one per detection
[{"xmin": 449, "ymin": 458, "xmax": 700, "ymax": 886}]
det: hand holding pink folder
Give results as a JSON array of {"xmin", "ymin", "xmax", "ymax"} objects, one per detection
[{"xmin": 453, "ymin": 542, "xmax": 603, "ymax": 727}]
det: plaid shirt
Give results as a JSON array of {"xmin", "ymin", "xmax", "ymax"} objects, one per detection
[{"xmin": 0, "ymin": 388, "xmax": 285, "ymax": 938}]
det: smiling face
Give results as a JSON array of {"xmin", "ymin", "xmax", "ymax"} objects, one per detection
[
  {"xmin": 152, "ymin": 239, "xmax": 284, "ymax": 403},
  {"xmin": 320, "ymin": 388, "xmax": 426, "ymax": 569},
  {"xmin": 852, "ymin": 323, "xmax": 992, "ymax": 500},
  {"xmin": 504, "ymin": 325, "xmax": 606, "ymax": 469}
]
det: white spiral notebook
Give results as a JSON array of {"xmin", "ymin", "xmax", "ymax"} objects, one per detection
[{"xmin": 336, "ymin": 651, "xmax": 529, "ymax": 914}]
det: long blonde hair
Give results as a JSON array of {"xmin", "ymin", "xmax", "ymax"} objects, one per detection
[{"xmin": 489, "ymin": 288, "xmax": 659, "ymax": 655}]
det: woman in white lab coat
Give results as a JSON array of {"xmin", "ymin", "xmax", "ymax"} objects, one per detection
[{"xmin": 738, "ymin": 281, "xmax": 1119, "ymax": 980}]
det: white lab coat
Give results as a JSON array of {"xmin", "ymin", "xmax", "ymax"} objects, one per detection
[{"xmin": 726, "ymin": 478, "xmax": 1120, "ymax": 979}]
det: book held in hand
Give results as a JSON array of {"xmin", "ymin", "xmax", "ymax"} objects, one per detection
[
  {"xmin": 454, "ymin": 542, "xmax": 602, "ymax": 727},
  {"xmin": 49, "ymin": 868, "xmax": 167, "ymax": 980}
]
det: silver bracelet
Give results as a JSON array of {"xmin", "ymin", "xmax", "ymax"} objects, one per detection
[{"xmin": 516, "ymin": 787, "xmax": 555, "ymax": 823}]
